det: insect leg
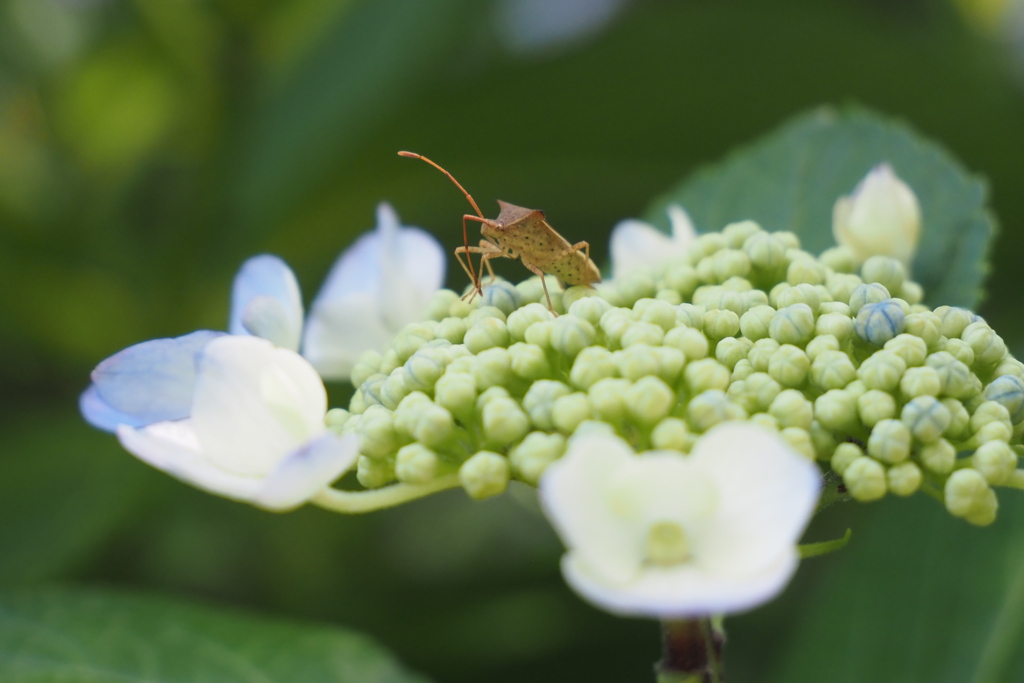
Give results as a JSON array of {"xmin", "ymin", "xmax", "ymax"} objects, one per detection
[
  {"xmin": 521, "ymin": 262, "xmax": 557, "ymax": 316},
  {"xmin": 456, "ymin": 242, "xmax": 505, "ymax": 303}
]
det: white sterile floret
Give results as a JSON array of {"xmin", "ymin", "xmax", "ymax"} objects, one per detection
[
  {"xmin": 302, "ymin": 202, "xmax": 445, "ymax": 380},
  {"xmin": 609, "ymin": 204, "xmax": 697, "ymax": 279},
  {"xmin": 116, "ymin": 336, "xmax": 359, "ymax": 511},
  {"xmin": 832, "ymin": 163, "xmax": 921, "ymax": 268},
  {"xmin": 538, "ymin": 423, "xmax": 821, "ymax": 618}
]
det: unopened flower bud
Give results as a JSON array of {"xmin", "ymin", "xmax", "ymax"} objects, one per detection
[
  {"xmin": 831, "ymin": 442, "xmax": 863, "ymax": 475},
  {"xmin": 904, "ymin": 312, "xmax": 941, "ymax": 349},
  {"xmin": 634, "ymin": 298, "xmax": 678, "ymax": 332},
  {"xmin": 413, "ymin": 404, "xmax": 455, "ymax": 447},
  {"xmin": 395, "ymin": 443, "xmax": 440, "ymax": 484},
  {"xmin": 523, "ymin": 380, "xmax": 572, "ymax": 430},
  {"xmin": 685, "ymin": 358, "xmax": 731, "ymax": 393},
  {"xmin": 826, "ymin": 273, "xmax": 863, "ymax": 304},
  {"xmin": 901, "ymin": 395, "xmax": 951, "ymax": 443},
  {"xmin": 614, "ymin": 344, "xmax": 659, "ymax": 381},
  {"xmin": 943, "ymin": 339, "xmax": 975, "ymax": 367},
  {"xmin": 588, "ymin": 377, "xmax": 631, "ymax": 421},
  {"xmin": 599, "ymin": 309, "xmax": 633, "ymax": 348},
  {"xmin": 325, "ymin": 408, "xmax": 351, "ymax": 432},
  {"xmin": 464, "ymin": 317, "xmax": 510, "ymax": 354},
  {"xmin": 723, "ymin": 219, "xmax": 762, "ymax": 248},
  {"xmin": 942, "ymin": 398, "xmax": 971, "ymax": 439},
  {"xmin": 508, "ymin": 342, "xmax": 552, "ymax": 380},
  {"xmin": 945, "ymin": 468, "xmax": 996, "ymax": 524},
  {"xmin": 970, "ymin": 400, "xmax": 1012, "ymax": 435},
  {"xmin": 509, "ymin": 432, "xmax": 566, "ymax": 485},
  {"xmin": 552, "ymin": 392, "xmax": 594, "ymax": 433},
  {"xmin": 885, "ymin": 334, "xmax": 927, "ymax": 367},
  {"xmin": 351, "ymin": 350, "xmax": 383, "ymax": 387},
  {"xmin": 675, "ymin": 303, "xmax": 705, "ymax": 329},
  {"xmin": 473, "ymin": 347, "xmax": 512, "ymax": 390},
  {"xmin": 779, "ymin": 427, "xmax": 815, "ymax": 459},
  {"xmin": 858, "ymin": 389, "xmax": 897, "ymax": 427},
  {"xmin": 832, "ymin": 163, "xmax": 921, "ymax": 267},
  {"xmin": 857, "ymin": 350, "xmax": 905, "ymax": 391},
  {"xmin": 739, "ymin": 305, "xmax": 776, "ymax": 341},
  {"xmin": 786, "ymin": 257, "xmax": 829, "ymax": 287},
  {"xmin": 819, "ymin": 245, "xmax": 858, "ymax": 272},
  {"xmin": 615, "ymin": 268, "xmax": 657, "ymax": 305},
  {"xmin": 687, "ymin": 390, "xmax": 745, "ymax": 432},
  {"xmin": 919, "ymin": 438, "xmax": 956, "ymax": 474},
  {"xmin": 962, "ymin": 322, "xmax": 1007, "ymax": 367},
  {"xmin": 815, "ymin": 314, "xmax": 855, "ymax": 345},
  {"xmin": 972, "ymin": 441, "xmax": 1017, "ymax": 485},
  {"xmin": 357, "ymin": 405, "xmax": 401, "ymax": 459},
  {"xmin": 855, "ymin": 300, "xmax": 906, "ymax": 346},
  {"xmin": 924, "ymin": 352, "xmax": 974, "ymax": 399},
  {"xmin": 507, "ymin": 303, "xmax": 554, "ymax": 342},
  {"xmin": 626, "ymin": 377, "xmax": 675, "ymax": 426},
  {"xmin": 815, "ymin": 389, "xmax": 859, "ymax": 431},
  {"xmin": 731, "ymin": 358, "xmax": 754, "ymax": 382},
  {"xmin": 716, "ymin": 337, "xmax": 754, "ymax": 370},
  {"xmin": 848, "ymin": 283, "xmax": 891, "ymax": 315},
  {"xmin": 621, "ymin": 321, "xmax": 665, "ymax": 348},
  {"xmin": 768, "ymin": 344, "xmax": 810, "ymax": 388},
  {"xmin": 434, "ymin": 371, "xmax": 477, "ymax": 422},
  {"xmin": 357, "ymin": 455, "xmax": 395, "ymax": 489},
  {"xmin": 565, "ymin": 296, "xmax": 611, "ymax": 327},
  {"xmin": 744, "ymin": 231, "xmax": 788, "ymax": 272},
  {"xmin": 887, "ymin": 461, "xmax": 922, "ymax": 496},
  {"xmin": 550, "ymin": 316, "xmax": 596, "ymax": 358},
  {"xmin": 426, "ymin": 289, "xmax": 461, "ymax": 321},
  {"xmin": 769, "ymin": 304, "xmax": 815, "ymax": 346},
  {"xmin": 436, "ymin": 316, "xmax": 468, "ymax": 344},
  {"xmin": 394, "ymin": 391, "xmax": 434, "ymax": 436},
  {"xmin": 868, "ymin": 418, "xmax": 911, "ymax": 463},
  {"xmin": 768, "ymin": 388, "xmax": 814, "ymax": 430},
  {"xmin": 393, "ymin": 324, "xmax": 435, "ymax": 363},
  {"xmin": 935, "ymin": 306, "xmax": 975, "ymax": 339},
  {"xmin": 984, "ymin": 375, "xmax": 1024, "ymax": 424},
  {"xmin": 994, "ymin": 357, "xmax": 1024, "ymax": 380},
  {"xmin": 776, "ymin": 283, "xmax": 823, "ymax": 311},
  {"xmin": 568, "ymin": 346, "xmax": 615, "ymax": 389},
  {"xmin": 650, "ymin": 417, "xmax": 692, "ymax": 451},
  {"xmin": 860, "ymin": 256, "xmax": 906, "ymax": 296},
  {"xmin": 689, "ymin": 232, "xmax": 727, "ymax": 263},
  {"xmin": 810, "ymin": 349, "xmax": 857, "ymax": 391},
  {"xmin": 664, "ymin": 264, "xmax": 699, "ymax": 299},
  {"xmin": 703, "ymin": 309, "xmax": 741, "ymax": 340},
  {"xmin": 664, "ymin": 326, "xmax": 709, "ymax": 360},
  {"xmin": 460, "ymin": 451, "xmax": 510, "ymax": 500},
  {"xmin": 748, "ymin": 338, "xmax": 780, "ymax": 372},
  {"xmin": 482, "ymin": 396, "xmax": 530, "ymax": 447},
  {"xmin": 900, "ymin": 366, "xmax": 941, "ymax": 399},
  {"xmin": 844, "ymin": 456, "xmax": 887, "ymax": 502}
]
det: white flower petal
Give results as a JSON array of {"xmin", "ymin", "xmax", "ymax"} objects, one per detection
[
  {"xmin": 832, "ymin": 163, "xmax": 921, "ymax": 267},
  {"xmin": 376, "ymin": 204, "xmax": 446, "ymax": 330},
  {"xmin": 253, "ymin": 432, "xmax": 360, "ymax": 511},
  {"xmin": 117, "ymin": 420, "xmax": 262, "ymax": 501},
  {"xmin": 610, "ymin": 219, "xmax": 676, "ymax": 280},
  {"xmin": 539, "ymin": 433, "xmax": 645, "ymax": 585},
  {"xmin": 667, "ymin": 204, "xmax": 697, "ymax": 245},
  {"xmin": 561, "ymin": 546, "xmax": 799, "ymax": 619},
  {"xmin": 303, "ymin": 292, "xmax": 394, "ymax": 381},
  {"xmin": 229, "ymin": 255, "xmax": 303, "ymax": 351}
]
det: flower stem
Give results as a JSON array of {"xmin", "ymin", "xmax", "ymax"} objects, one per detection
[
  {"xmin": 310, "ymin": 474, "xmax": 461, "ymax": 514},
  {"xmin": 655, "ymin": 618, "xmax": 725, "ymax": 682}
]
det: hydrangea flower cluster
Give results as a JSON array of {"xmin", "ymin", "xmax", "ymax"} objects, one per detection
[{"xmin": 333, "ymin": 219, "xmax": 1023, "ymax": 528}]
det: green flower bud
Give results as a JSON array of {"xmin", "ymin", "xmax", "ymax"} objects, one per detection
[
  {"xmin": 776, "ymin": 283, "xmax": 823, "ymax": 311},
  {"xmin": 665, "ymin": 263, "xmax": 700, "ymax": 299},
  {"xmin": 858, "ymin": 389, "xmax": 897, "ymax": 427},
  {"xmin": 819, "ymin": 301, "xmax": 852, "ymax": 316},
  {"xmin": 810, "ymin": 420, "xmax": 838, "ymax": 460},
  {"xmin": 731, "ymin": 358, "xmax": 754, "ymax": 381},
  {"xmin": 857, "ymin": 350, "xmax": 906, "ymax": 391},
  {"xmin": 716, "ymin": 336, "xmax": 754, "ymax": 370},
  {"xmin": 508, "ymin": 342, "xmax": 553, "ymax": 380},
  {"xmin": 674, "ymin": 303, "xmax": 705, "ymax": 329},
  {"xmin": 945, "ymin": 468, "xmax": 997, "ymax": 524},
  {"xmin": 379, "ymin": 349, "xmax": 401, "ymax": 375},
  {"xmin": 325, "ymin": 408, "xmax": 351, "ymax": 432},
  {"xmin": 599, "ymin": 309, "xmax": 633, "ymax": 348},
  {"xmin": 351, "ymin": 350, "xmax": 384, "ymax": 387},
  {"xmin": 723, "ymin": 219, "xmax": 762, "ymax": 248},
  {"xmin": 768, "ymin": 344, "xmax": 810, "ymax": 388},
  {"xmin": 626, "ymin": 377, "xmax": 676, "ymax": 426},
  {"xmin": 393, "ymin": 324, "xmax": 436, "ymax": 363},
  {"xmin": 687, "ymin": 389, "xmax": 746, "ymax": 432},
  {"xmin": 775, "ymin": 232, "xmax": 801, "ymax": 249},
  {"xmin": 621, "ymin": 321, "xmax": 666, "ymax": 348},
  {"xmin": 689, "ymin": 232, "xmax": 728, "ymax": 263},
  {"xmin": 509, "ymin": 432, "xmax": 566, "ymax": 485},
  {"xmin": 464, "ymin": 317, "xmax": 510, "ymax": 354},
  {"xmin": 685, "ymin": 358, "xmax": 731, "ymax": 393},
  {"xmin": 651, "ymin": 417, "xmax": 692, "ymax": 451},
  {"xmin": 403, "ymin": 348, "xmax": 449, "ymax": 392},
  {"xmin": 472, "ymin": 347, "xmax": 512, "ymax": 390},
  {"xmin": 426, "ymin": 289, "xmax": 461, "ymax": 321},
  {"xmin": 550, "ymin": 316, "xmax": 597, "ymax": 358},
  {"xmin": 768, "ymin": 388, "xmax": 814, "ymax": 430},
  {"xmin": 977, "ymin": 421, "xmax": 1013, "ymax": 445},
  {"xmin": 615, "ymin": 268, "xmax": 658, "ymax": 305},
  {"xmin": 348, "ymin": 390, "xmax": 368, "ymax": 416},
  {"xmin": 742, "ymin": 372, "xmax": 782, "ymax": 413},
  {"xmin": 744, "ymin": 231, "xmax": 788, "ymax": 272},
  {"xmin": 565, "ymin": 296, "xmax": 612, "ymax": 327},
  {"xmin": 481, "ymin": 281, "xmax": 522, "ymax": 316},
  {"xmin": 737, "ymin": 305, "xmax": 774, "ymax": 341},
  {"xmin": 867, "ymin": 418, "xmax": 911, "ymax": 463},
  {"xmin": 747, "ymin": 413, "xmax": 779, "ymax": 432},
  {"xmin": 769, "ymin": 304, "xmax": 815, "ymax": 346},
  {"xmin": 395, "ymin": 443, "xmax": 440, "ymax": 484},
  {"xmin": 825, "ymin": 273, "xmax": 862, "ymax": 304},
  {"xmin": 460, "ymin": 451, "xmax": 510, "ymax": 500},
  {"xmin": 884, "ymin": 333, "xmax": 928, "ymax": 367},
  {"xmin": 436, "ymin": 316, "xmax": 468, "ymax": 344},
  {"xmin": 394, "ymin": 391, "xmax": 434, "ymax": 435},
  {"xmin": 482, "ymin": 396, "xmax": 530, "ymax": 447},
  {"xmin": 434, "ymin": 371, "xmax": 477, "ymax": 422},
  {"xmin": 848, "ymin": 283, "xmax": 891, "ymax": 314},
  {"xmin": 831, "ymin": 442, "xmax": 863, "ymax": 475},
  {"xmin": 357, "ymin": 405, "xmax": 401, "ymax": 459},
  {"xmin": 971, "ymin": 400, "xmax": 1013, "ymax": 434},
  {"xmin": 359, "ymin": 373, "xmax": 388, "ymax": 408},
  {"xmin": 650, "ymin": 346, "xmax": 686, "ymax": 385},
  {"xmin": 517, "ymin": 275, "xmax": 562, "ymax": 309},
  {"xmin": 631, "ymin": 299, "xmax": 675, "ymax": 332},
  {"xmin": 357, "ymin": 455, "xmax": 395, "ymax": 489},
  {"xmin": 904, "ymin": 312, "xmax": 941, "ymax": 349},
  {"xmin": 984, "ymin": 375, "xmax": 1024, "ymax": 424},
  {"xmin": 942, "ymin": 398, "xmax": 971, "ymax": 440},
  {"xmin": 844, "ymin": 456, "xmax": 887, "ymax": 502},
  {"xmin": 962, "ymin": 322, "xmax": 1007, "ymax": 367},
  {"xmin": 899, "ymin": 280, "xmax": 923, "ymax": 305},
  {"xmin": 748, "ymin": 338, "xmax": 780, "ymax": 372},
  {"xmin": 413, "ymin": 404, "xmax": 456, "ymax": 447},
  {"xmin": 855, "ymin": 300, "xmax": 906, "ymax": 347},
  {"xmin": 845, "ymin": 379, "xmax": 867, "ymax": 399},
  {"xmin": 588, "ymin": 377, "xmax": 631, "ymax": 422},
  {"xmin": 703, "ymin": 309, "xmax": 741, "ymax": 340},
  {"xmin": 522, "ymin": 380, "xmax": 571, "ymax": 430},
  {"xmin": 562, "ymin": 285, "xmax": 599, "ymax": 311},
  {"xmin": 665, "ymin": 326, "xmax": 709, "ymax": 360},
  {"xmin": 887, "ymin": 461, "xmax": 922, "ymax": 496},
  {"xmin": 901, "ymin": 395, "xmax": 951, "ymax": 443},
  {"xmin": 700, "ymin": 248, "xmax": 752, "ymax": 283},
  {"xmin": 552, "ymin": 392, "xmax": 594, "ymax": 433},
  {"xmin": 972, "ymin": 441, "xmax": 1017, "ymax": 485},
  {"xmin": 523, "ymin": 319, "xmax": 553, "ymax": 348},
  {"xmin": 935, "ymin": 306, "xmax": 975, "ymax": 338},
  {"xmin": 815, "ymin": 389, "xmax": 859, "ymax": 431},
  {"xmin": 507, "ymin": 303, "xmax": 555, "ymax": 342},
  {"xmin": 994, "ymin": 357, "xmax": 1024, "ymax": 380},
  {"xmin": 900, "ymin": 366, "xmax": 942, "ymax": 399},
  {"xmin": 381, "ymin": 369, "xmax": 413, "ymax": 410},
  {"xmin": 919, "ymin": 438, "xmax": 956, "ymax": 474},
  {"xmin": 810, "ymin": 349, "xmax": 857, "ymax": 390},
  {"xmin": 925, "ymin": 352, "xmax": 975, "ymax": 400},
  {"xmin": 614, "ymin": 344, "xmax": 659, "ymax": 381},
  {"xmin": 787, "ymin": 258, "xmax": 829, "ymax": 286},
  {"xmin": 814, "ymin": 314, "xmax": 855, "ymax": 345},
  {"xmin": 448, "ymin": 297, "xmax": 474, "ymax": 319},
  {"xmin": 779, "ymin": 427, "xmax": 815, "ymax": 459},
  {"xmin": 805, "ymin": 335, "xmax": 840, "ymax": 361},
  {"xmin": 860, "ymin": 255, "xmax": 906, "ymax": 295},
  {"xmin": 567, "ymin": 346, "xmax": 615, "ymax": 389}
]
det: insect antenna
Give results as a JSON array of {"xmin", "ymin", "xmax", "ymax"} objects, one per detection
[{"xmin": 399, "ymin": 151, "xmax": 485, "ymax": 295}]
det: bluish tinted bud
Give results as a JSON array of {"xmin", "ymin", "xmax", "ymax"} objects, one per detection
[
  {"xmin": 522, "ymin": 380, "xmax": 572, "ymax": 430},
  {"xmin": 748, "ymin": 338, "xmax": 780, "ymax": 373},
  {"xmin": 509, "ymin": 432, "xmax": 566, "ymax": 485},
  {"xmin": 901, "ymin": 395, "xmax": 951, "ymax": 443},
  {"xmin": 687, "ymin": 389, "xmax": 746, "ymax": 432},
  {"xmin": 703, "ymin": 309, "xmax": 741, "ymax": 340},
  {"xmin": 509, "ymin": 342, "xmax": 552, "ymax": 380},
  {"xmin": 935, "ymin": 306, "xmax": 975, "ymax": 338},
  {"xmin": 810, "ymin": 350, "xmax": 857, "ymax": 391},
  {"xmin": 962, "ymin": 322, "xmax": 1007, "ymax": 367},
  {"xmin": 855, "ymin": 300, "xmax": 906, "ymax": 346},
  {"xmin": 844, "ymin": 456, "xmax": 887, "ymax": 502},
  {"xmin": 460, "ymin": 451, "xmax": 510, "ymax": 500},
  {"xmin": 858, "ymin": 389, "xmax": 897, "ymax": 427},
  {"xmin": 552, "ymin": 392, "xmax": 594, "ymax": 433},
  {"xmin": 814, "ymin": 389, "xmax": 859, "ymax": 431},
  {"xmin": 359, "ymin": 373, "xmax": 387, "ymax": 408},
  {"xmin": 769, "ymin": 388, "xmax": 813, "ymax": 430},
  {"xmin": 664, "ymin": 326, "xmax": 709, "ymax": 360},
  {"xmin": 685, "ymin": 358, "xmax": 731, "ymax": 393},
  {"xmin": 985, "ymin": 375, "xmax": 1024, "ymax": 424},
  {"xmin": 925, "ymin": 352, "xmax": 975, "ymax": 399},
  {"xmin": 464, "ymin": 317, "xmax": 510, "ymax": 354},
  {"xmin": 849, "ymin": 283, "xmax": 890, "ymax": 314},
  {"xmin": 739, "ymin": 305, "xmax": 776, "ymax": 341},
  {"xmin": 626, "ymin": 377, "xmax": 675, "ymax": 426},
  {"xmin": 868, "ymin": 418, "xmax": 911, "ymax": 464},
  {"xmin": 569, "ymin": 346, "xmax": 616, "ymax": 389},
  {"xmin": 507, "ymin": 303, "xmax": 555, "ymax": 342},
  {"xmin": 769, "ymin": 304, "xmax": 815, "ymax": 346},
  {"xmin": 480, "ymin": 280, "xmax": 522, "ymax": 315},
  {"xmin": 716, "ymin": 337, "xmax": 754, "ymax": 370},
  {"xmin": 621, "ymin": 321, "xmax": 665, "ymax": 347},
  {"xmin": 768, "ymin": 344, "xmax": 810, "ymax": 388},
  {"xmin": 884, "ymin": 333, "xmax": 927, "ymax": 367},
  {"xmin": 861, "ymin": 255, "xmax": 906, "ymax": 295}
]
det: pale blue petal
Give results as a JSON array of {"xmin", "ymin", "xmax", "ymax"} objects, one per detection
[
  {"xmin": 240, "ymin": 295, "xmax": 299, "ymax": 350},
  {"xmin": 229, "ymin": 255, "xmax": 303, "ymax": 350},
  {"xmin": 254, "ymin": 432, "xmax": 360, "ymax": 511},
  {"xmin": 86, "ymin": 330, "xmax": 222, "ymax": 432}
]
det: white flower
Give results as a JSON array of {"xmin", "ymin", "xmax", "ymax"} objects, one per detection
[
  {"xmin": 538, "ymin": 422, "xmax": 821, "ymax": 618},
  {"xmin": 302, "ymin": 202, "xmax": 446, "ymax": 381},
  {"xmin": 229, "ymin": 254, "xmax": 304, "ymax": 351},
  {"xmin": 832, "ymin": 163, "xmax": 921, "ymax": 268},
  {"xmin": 116, "ymin": 335, "xmax": 359, "ymax": 511},
  {"xmin": 609, "ymin": 204, "xmax": 697, "ymax": 279}
]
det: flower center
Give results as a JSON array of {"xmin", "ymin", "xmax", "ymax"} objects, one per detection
[{"xmin": 645, "ymin": 520, "xmax": 691, "ymax": 567}]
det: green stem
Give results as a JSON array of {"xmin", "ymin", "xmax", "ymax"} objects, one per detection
[
  {"xmin": 310, "ymin": 474, "xmax": 461, "ymax": 514},
  {"xmin": 655, "ymin": 618, "xmax": 725, "ymax": 682},
  {"xmin": 799, "ymin": 528, "xmax": 852, "ymax": 559}
]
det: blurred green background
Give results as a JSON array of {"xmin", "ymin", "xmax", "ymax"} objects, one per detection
[{"xmin": 3, "ymin": 0, "xmax": 1024, "ymax": 680}]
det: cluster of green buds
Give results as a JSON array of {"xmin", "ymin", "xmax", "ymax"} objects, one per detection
[{"xmin": 331, "ymin": 220, "xmax": 1023, "ymax": 526}]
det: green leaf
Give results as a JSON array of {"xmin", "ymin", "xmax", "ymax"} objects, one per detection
[
  {"xmin": 643, "ymin": 106, "xmax": 996, "ymax": 309},
  {"xmin": 0, "ymin": 587, "xmax": 430, "ymax": 683}
]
